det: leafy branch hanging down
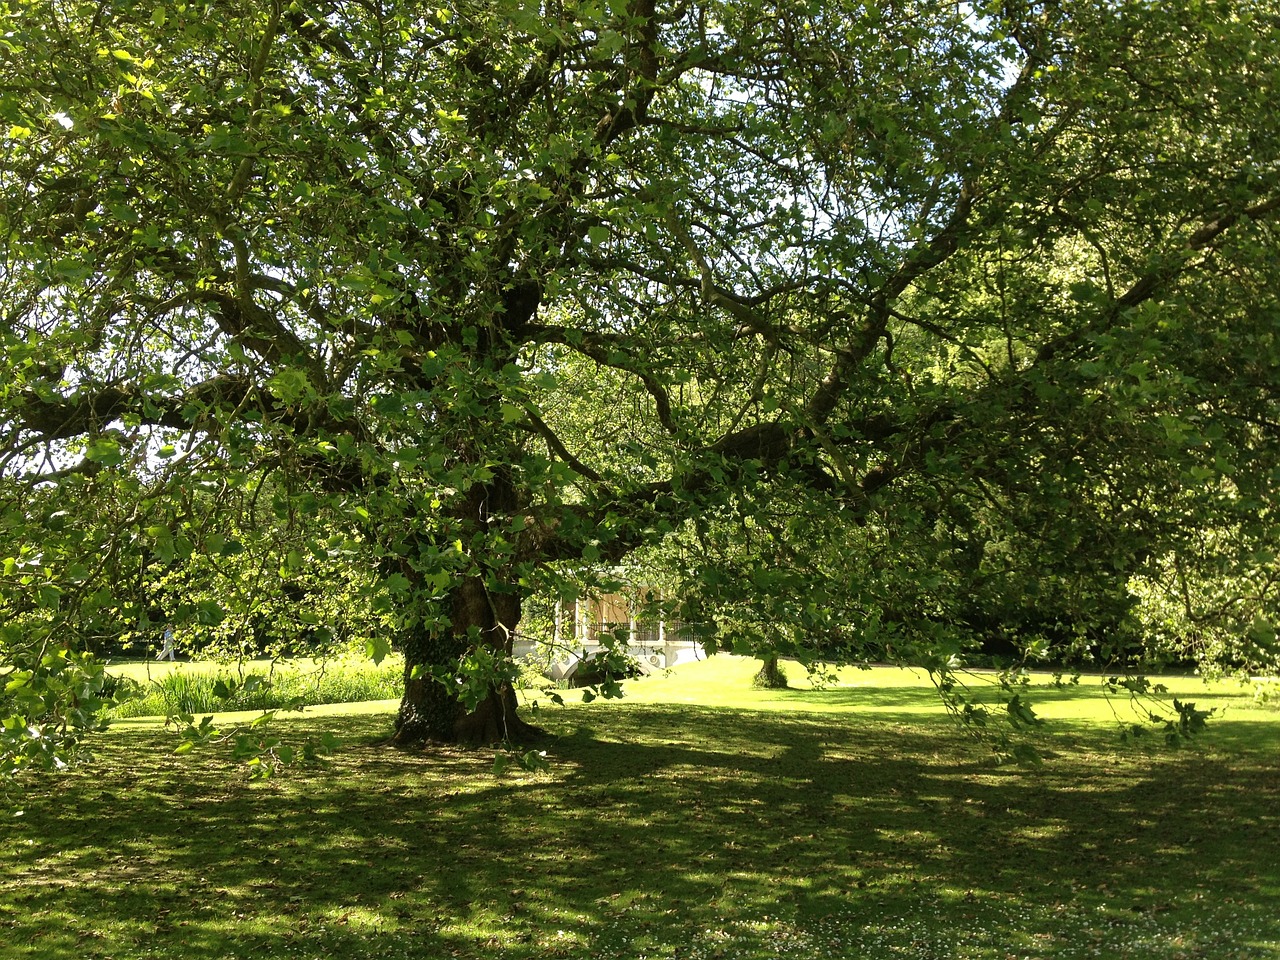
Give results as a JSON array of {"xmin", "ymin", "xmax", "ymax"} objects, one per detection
[{"xmin": 3, "ymin": 0, "xmax": 1280, "ymax": 773}]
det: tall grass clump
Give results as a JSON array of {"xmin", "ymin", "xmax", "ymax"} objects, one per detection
[{"xmin": 111, "ymin": 656, "xmax": 404, "ymax": 718}]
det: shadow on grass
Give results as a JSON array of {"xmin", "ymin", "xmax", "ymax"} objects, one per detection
[{"xmin": 3, "ymin": 702, "xmax": 1279, "ymax": 959}]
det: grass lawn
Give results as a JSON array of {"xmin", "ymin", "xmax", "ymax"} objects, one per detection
[{"xmin": 4, "ymin": 656, "xmax": 1279, "ymax": 959}]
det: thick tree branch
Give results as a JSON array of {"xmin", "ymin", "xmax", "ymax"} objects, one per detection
[
  {"xmin": 8, "ymin": 371, "xmax": 375, "ymax": 452},
  {"xmin": 515, "ymin": 405, "xmax": 607, "ymax": 486},
  {"xmin": 1037, "ymin": 189, "xmax": 1280, "ymax": 364},
  {"xmin": 11, "ymin": 376, "xmax": 254, "ymax": 441}
]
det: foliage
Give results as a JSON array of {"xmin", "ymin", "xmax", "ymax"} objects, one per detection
[
  {"xmin": 0, "ymin": 647, "xmax": 117, "ymax": 777},
  {"xmin": 163, "ymin": 707, "xmax": 340, "ymax": 779},
  {"xmin": 3, "ymin": 0, "xmax": 1280, "ymax": 766},
  {"xmin": 1129, "ymin": 543, "xmax": 1280, "ymax": 678}
]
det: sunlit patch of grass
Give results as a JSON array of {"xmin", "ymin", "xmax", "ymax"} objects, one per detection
[
  {"xmin": 605, "ymin": 655, "xmax": 1280, "ymax": 757},
  {"xmin": 4, "ymin": 658, "xmax": 1280, "ymax": 959}
]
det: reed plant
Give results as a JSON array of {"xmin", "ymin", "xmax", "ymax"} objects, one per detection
[{"xmin": 110, "ymin": 657, "xmax": 403, "ymax": 718}]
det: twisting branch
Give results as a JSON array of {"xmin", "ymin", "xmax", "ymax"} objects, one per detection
[
  {"xmin": 525, "ymin": 325, "xmax": 677, "ymax": 434},
  {"xmin": 515, "ymin": 404, "xmax": 608, "ymax": 487}
]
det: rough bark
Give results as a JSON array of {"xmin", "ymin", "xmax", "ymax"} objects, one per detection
[
  {"xmin": 392, "ymin": 463, "xmax": 542, "ymax": 746},
  {"xmin": 392, "ymin": 575, "xmax": 541, "ymax": 745}
]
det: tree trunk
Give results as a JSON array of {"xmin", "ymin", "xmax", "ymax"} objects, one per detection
[
  {"xmin": 392, "ymin": 575, "xmax": 541, "ymax": 746},
  {"xmin": 753, "ymin": 656, "xmax": 789, "ymax": 689}
]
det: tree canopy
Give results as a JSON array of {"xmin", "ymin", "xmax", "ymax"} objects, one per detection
[{"xmin": 3, "ymin": 0, "xmax": 1279, "ymax": 772}]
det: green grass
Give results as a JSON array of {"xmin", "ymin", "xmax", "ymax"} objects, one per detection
[
  {"xmin": 4, "ymin": 656, "xmax": 1279, "ymax": 959},
  {"xmin": 105, "ymin": 656, "xmax": 404, "ymax": 718}
]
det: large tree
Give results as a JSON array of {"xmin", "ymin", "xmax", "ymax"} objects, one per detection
[{"xmin": 3, "ymin": 0, "xmax": 1279, "ymax": 763}]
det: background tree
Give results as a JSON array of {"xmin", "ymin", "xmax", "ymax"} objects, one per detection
[{"xmin": 3, "ymin": 0, "xmax": 1279, "ymax": 768}]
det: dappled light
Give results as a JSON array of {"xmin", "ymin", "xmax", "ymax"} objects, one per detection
[
  {"xmin": 5, "ymin": 660, "xmax": 1279, "ymax": 958},
  {"xmin": 4, "ymin": 0, "xmax": 1280, "ymax": 954}
]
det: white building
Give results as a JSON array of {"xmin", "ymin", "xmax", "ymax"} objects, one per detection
[{"xmin": 513, "ymin": 591, "xmax": 704, "ymax": 680}]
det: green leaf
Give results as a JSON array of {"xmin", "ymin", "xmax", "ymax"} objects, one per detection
[
  {"xmin": 85, "ymin": 436, "xmax": 124, "ymax": 466},
  {"xmin": 36, "ymin": 584, "xmax": 62, "ymax": 610},
  {"xmin": 266, "ymin": 368, "xmax": 313, "ymax": 404},
  {"xmin": 194, "ymin": 600, "xmax": 225, "ymax": 625},
  {"xmin": 1010, "ymin": 743, "xmax": 1043, "ymax": 767},
  {"xmin": 366, "ymin": 635, "xmax": 392, "ymax": 665},
  {"xmin": 382, "ymin": 573, "xmax": 410, "ymax": 594}
]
